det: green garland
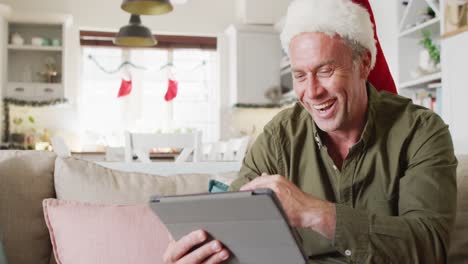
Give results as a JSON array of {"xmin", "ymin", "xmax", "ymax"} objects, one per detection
[
  {"xmin": 234, "ymin": 98, "xmax": 298, "ymax": 109},
  {"xmin": 2, "ymin": 97, "xmax": 68, "ymax": 143}
]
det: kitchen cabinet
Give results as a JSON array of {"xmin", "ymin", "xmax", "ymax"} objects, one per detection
[
  {"xmin": 223, "ymin": 24, "xmax": 282, "ymax": 105},
  {"xmin": 3, "ymin": 13, "xmax": 71, "ymax": 102}
]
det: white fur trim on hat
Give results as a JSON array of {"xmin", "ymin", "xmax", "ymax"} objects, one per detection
[{"xmin": 280, "ymin": 0, "xmax": 377, "ymax": 69}]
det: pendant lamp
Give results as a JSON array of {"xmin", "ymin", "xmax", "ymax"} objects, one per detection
[
  {"xmin": 121, "ymin": 0, "xmax": 173, "ymax": 15},
  {"xmin": 114, "ymin": 15, "xmax": 157, "ymax": 47}
]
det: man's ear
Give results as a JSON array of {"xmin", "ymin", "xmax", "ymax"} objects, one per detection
[{"xmin": 359, "ymin": 50, "xmax": 372, "ymax": 80}]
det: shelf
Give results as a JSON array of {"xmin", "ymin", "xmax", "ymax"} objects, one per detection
[
  {"xmin": 427, "ymin": 82, "xmax": 442, "ymax": 89},
  {"xmin": 7, "ymin": 82, "xmax": 62, "ymax": 86},
  {"xmin": 399, "ymin": 72, "xmax": 442, "ymax": 89},
  {"xmin": 425, "ymin": 0, "xmax": 440, "ymax": 16},
  {"xmin": 7, "ymin": 44, "xmax": 63, "ymax": 51},
  {"xmin": 442, "ymin": 25, "xmax": 468, "ymax": 39},
  {"xmin": 399, "ymin": 0, "xmax": 413, "ymax": 31},
  {"xmin": 399, "ymin": 0, "xmax": 440, "ymax": 32},
  {"xmin": 399, "ymin": 17, "xmax": 440, "ymax": 38}
]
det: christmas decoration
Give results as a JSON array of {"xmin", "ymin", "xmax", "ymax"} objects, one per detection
[
  {"xmin": 281, "ymin": 0, "xmax": 397, "ymax": 94},
  {"xmin": 352, "ymin": 0, "xmax": 397, "ymax": 94},
  {"xmin": 164, "ymin": 79, "xmax": 178, "ymax": 101},
  {"xmin": 117, "ymin": 79, "xmax": 133, "ymax": 97}
]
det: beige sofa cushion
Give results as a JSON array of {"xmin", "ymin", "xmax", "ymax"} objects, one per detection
[
  {"xmin": 0, "ymin": 150, "xmax": 56, "ymax": 264},
  {"xmin": 51, "ymin": 157, "xmax": 237, "ymax": 264},
  {"xmin": 449, "ymin": 154, "xmax": 468, "ymax": 263},
  {"xmin": 54, "ymin": 157, "xmax": 238, "ymax": 204}
]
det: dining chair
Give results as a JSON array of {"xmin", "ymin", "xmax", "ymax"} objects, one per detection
[
  {"xmin": 227, "ymin": 135, "xmax": 250, "ymax": 161},
  {"xmin": 51, "ymin": 136, "xmax": 71, "ymax": 158},
  {"xmin": 105, "ymin": 146, "xmax": 125, "ymax": 162},
  {"xmin": 202, "ymin": 136, "xmax": 249, "ymax": 162},
  {"xmin": 124, "ymin": 131, "xmax": 202, "ymax": 163}
]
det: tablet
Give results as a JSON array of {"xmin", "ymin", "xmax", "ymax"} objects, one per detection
[{"xmin": 149, "ymin": 189, "xmax": 307, "ymax": 264}]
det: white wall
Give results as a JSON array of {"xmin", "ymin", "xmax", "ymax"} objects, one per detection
[
  {"xmin": 369, "ymin": 0, "xmax": 399, "ymax": 81},
  {"xmin": 0, "ymin": 0, "xmax": 238, "ymax": 36},
  {"xmin": 0, "ymin": 4, "xmax": 10, "ymax": 142},
  {"xmin": 442, "ymin": 32, "xmax": 468, "ymax": 154},
  {"xmin": 235, "ymin": 0, "xmax": 291, "ymax": 25}
]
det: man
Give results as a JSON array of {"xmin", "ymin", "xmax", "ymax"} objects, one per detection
[{"xmin": 163, "ymin": 0, "xmax": 457, "ymax": 263}]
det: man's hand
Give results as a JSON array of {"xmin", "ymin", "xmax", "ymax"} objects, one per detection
[
  {"xmin": 163, "ymin": 230, "xmax": 230, "ymax": 264},
  {"xmin": 240, "ymin": 173, "xmax": 336, "ymax": 240}
]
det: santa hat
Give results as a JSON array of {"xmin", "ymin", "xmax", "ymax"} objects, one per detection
[{"xmin": 280, "ymin": 0, "xmax": 397, "ymax": 94}]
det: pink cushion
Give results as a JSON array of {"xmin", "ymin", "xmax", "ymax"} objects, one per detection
[{"xmin": 43, "ymin": 199, "xmax": 171, "ymax": 264}]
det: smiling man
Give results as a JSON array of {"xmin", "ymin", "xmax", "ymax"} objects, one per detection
[{"xmin": 163, "ymin": 0, "xmax": 457, "ymax": 263}]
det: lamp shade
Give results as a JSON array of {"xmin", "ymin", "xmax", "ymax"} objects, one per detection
[
  {"xmin": 114, "ymin": 15, "xmax": 157, "ymax": 47},
  {"xmin": 121, "ymin": 0, "xmax": 173, "ymax": 15}
]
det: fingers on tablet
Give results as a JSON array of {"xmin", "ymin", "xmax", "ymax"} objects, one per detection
[
  {"xmin": 166, "ymin": 230, "xmax": 206, "ymax": 263},
  {"xmin": 202, "ymin": 248, "xmax": 230, "ymax": 264},
  {"xmin": 179, "ymin": 240, "xmax": 227, "ymax": 264}
]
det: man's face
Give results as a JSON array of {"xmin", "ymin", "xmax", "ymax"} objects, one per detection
[{"xmin": 289, "ymin": 32, "xmax": 369, "ymax": 133}]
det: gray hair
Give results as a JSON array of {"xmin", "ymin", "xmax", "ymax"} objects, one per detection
[{"xmin": 342, "ymin": 36, "xmax": 368, "ymax": 67}]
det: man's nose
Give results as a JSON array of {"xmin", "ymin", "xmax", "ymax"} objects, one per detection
[{"xmin": 305, "ymin": 76, "xmax": 324, "ymax": 98}]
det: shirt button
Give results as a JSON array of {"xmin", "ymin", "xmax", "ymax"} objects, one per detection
[
  {"xmin": 345, "ymin": 249, "xmax": 352, "ymax": 256},
  {"xmin": 333, "ymin": 165, "xmax": 338, "ymax": 171}
]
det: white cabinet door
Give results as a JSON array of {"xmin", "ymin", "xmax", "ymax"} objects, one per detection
[
  {"xmin": 6, "ymin": 82, "xmax": 36, "ymax": 100},
  {"xmin": 5, "ymin": 82, "xmax": 63, "ymax": 101},
  {"xmin": 225, "ymin": 25, "xmax": 282, "ymax": 105},
  {"xmin": 35, "ymin": 83, "xmax": 64, "ymax": 101},
  {"xmin": 442, "ymin": 32, "xmax": 468, "ymax": 154}
]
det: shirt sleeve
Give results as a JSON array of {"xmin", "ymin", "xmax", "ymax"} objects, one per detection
[
  {"xmin": 333, "ymin": 114, "xmax": 458, "ymax": 263},
  {"xmin": 229, "ymin": 125, "xmax": 282, "ymax": 191}
]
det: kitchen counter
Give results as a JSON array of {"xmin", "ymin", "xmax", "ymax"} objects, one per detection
[{"xmin": 71, "ymin": 150, "xmax": 179, "ymax": 162}]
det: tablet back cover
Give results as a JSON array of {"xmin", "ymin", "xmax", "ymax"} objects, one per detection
[{"xmin": 149, "ymin": 191, "xmax": 306, "ymax": 264}]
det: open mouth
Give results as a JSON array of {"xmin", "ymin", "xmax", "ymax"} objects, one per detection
[{"xmin": 313, "ymin": 99, "xmax": 336, "ymax": 113}]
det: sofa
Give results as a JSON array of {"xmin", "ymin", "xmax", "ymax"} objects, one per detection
[{"xmin": 0, "ymin": 150, "xmax": 467, "ymax": 264}]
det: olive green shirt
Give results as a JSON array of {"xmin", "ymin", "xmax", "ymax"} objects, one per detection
[{"xmin": 229, "ymin": 84, "xmax": 457, "ymax": 263}]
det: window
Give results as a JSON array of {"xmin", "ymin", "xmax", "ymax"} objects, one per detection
[{"xmin": 79, "ymin": 46, "xmax": 219, "ymax": 148}]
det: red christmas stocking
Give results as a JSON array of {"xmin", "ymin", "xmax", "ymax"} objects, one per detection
[
  {"xmin": 117, "ymin": 79, "xmax": 132, "ymax": 97},
  {"xmin": 164, "ymin": 79, "xmax": 178, "ymax": 101}
]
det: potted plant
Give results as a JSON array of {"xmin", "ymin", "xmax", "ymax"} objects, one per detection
[{"xmin": 417, "ymin": 30, "xmax": 440, "ymax": 74}]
